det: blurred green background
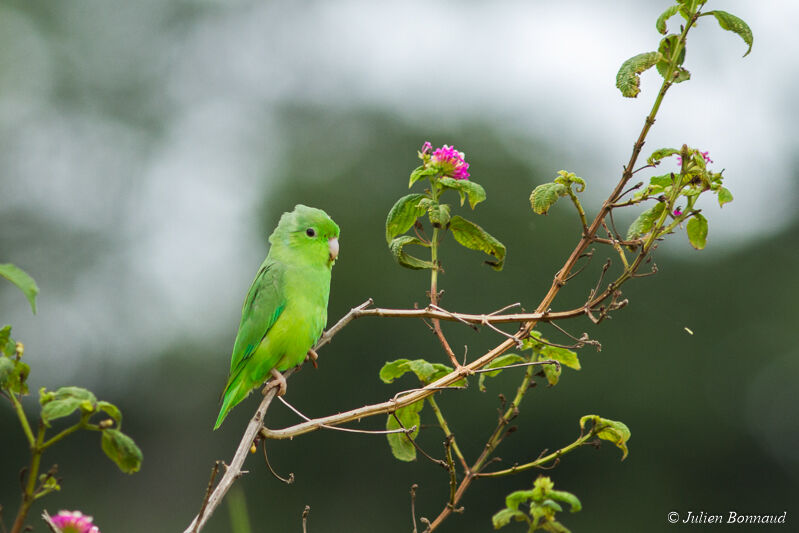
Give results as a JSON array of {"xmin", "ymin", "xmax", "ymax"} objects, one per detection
[{"xmin": 1, "ymin": 1, "xmax": 797, "ymax": 532}]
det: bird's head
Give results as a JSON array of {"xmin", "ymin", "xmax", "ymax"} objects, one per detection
[{"xmin": 270, "ymin": 204, "xmax": 340, "ymax": 267}]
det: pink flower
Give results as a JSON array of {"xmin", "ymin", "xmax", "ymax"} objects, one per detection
[
  {"xmin": 420, "ymin": 141, "xmax": 433, "ymax": 155},
  {"xmin": 673, "ymin": 208, "xmax": 683, "ymax": 217},
  {"xmin": 50, "ymin": 511, "xmax": 100, "ymax": 533},
  {"xmin": 430, "ymin": 144, "xmax": 470, "ymax": 180},
  {"xmin": 700, "ymin": 151, "xmax": 713, "ymax": 164}
]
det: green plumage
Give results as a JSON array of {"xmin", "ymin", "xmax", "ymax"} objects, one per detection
[{"xmin": 214, "ymin": 205, "xmax": 340, "ymax": 429}]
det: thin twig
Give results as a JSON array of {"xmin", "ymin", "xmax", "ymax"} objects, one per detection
[
  {"xmin": 262, "ymin": 441, "xmax": 294, "ymax": 485},
  {"xmin": 410, "ymin": 484, "xmax": 419, "ymax": 533},
  {"xmin": 192, "ymin": 461, "xmax": 221, "ymax": 533},
  {"xmin": 470, "ymin": 360, "xmax": 559, "ymax": 375},
  {"xmin": 302, "ymin": 505, "xmax": 310, "ymax": 533},
  {"xmin": 276, "ymin": 396, "xmax": 413, "ymax": 436},
  {"xmin": 391, "ymin": 413, "xmax": 447, "ymax": 468}
]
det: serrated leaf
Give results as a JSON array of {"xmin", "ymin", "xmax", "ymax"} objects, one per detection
[
  {"xmin": 386, "ymin": 400, "xmax": 423, "ymax": 462},
  {"xmin": 708, "ymin": 10, "xmax": 753, "ymax": 57},
  {"xmin": 717, "ymin": 187, "xmax": 733, "ymax": 207},
  {"xmin": 101, "ymin": 429, "xmax": 143, "ymax": 473},
  {"xmin": 428, "ymin": 203, "xmax": 451, "ymax": 227},
  {"xmin": 389, "ymin": 236, "xmax": 435, "ymax": 270},
  {"xmin": 492, "ymin": 508, "xmax": 528, "ymax": 529},
  {"xmin": 686, "ymin": 213, "xmax": 708, "ymax": 250},
  {"xmin": 0, "ymin": 263, "xmax": 39, "ymax": 314},
  {"xmin": 647, "ymin": 147, "xmax": 680, "ymax": 165},
  {"xmin": 649, "ymin": 174, "xmax": 674, "ymax": 188},
  {"xmin": 41, "ymin": 398, "xmax": 83, "ymax": 425},
  {"xmin": 580, "ymin": 415, "xmax": 631, "ymax": 460},
  {"xmin": 478, "ymin": 354, "xmax": 524, "ymax": 392},
  {"xmin": 656, "ymin": 5, "xmax": 680, "ymax": 34},
  {"xmin": 385, "ymin": 194, "xmax": 429, "ymax": 243},
  {"xmin": 530, "ymin": 182, "xmax": 568, "ymax": 215},
  {"xmin": 98, "ymin": 401, "xmax": 122, "ymax": 426},
  {"xmin": 626, "ymin": 202, "xmax": 666, "ymax": 240},
  {"xmin": 409, "ymin": 165, "xmax": 437, "ymax": 187},
  {"xmin": 615, "ymin": 51, "xmax": 662, "ymax": 98},
  {"xmin": 449, "ymin": 216, "xmax": 506, "ymax": 271},
  {"xmin": 553, "ymin": 170, "xmax": 585, "ymax": 192},
  {"xmin": 438, "ymin": 177, "xmax": 486, "ymax": 209}
]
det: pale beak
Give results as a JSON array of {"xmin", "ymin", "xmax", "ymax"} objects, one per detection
[{"xmin": 328, "ymin": 237, "xmax": 339, "ymax": 261}]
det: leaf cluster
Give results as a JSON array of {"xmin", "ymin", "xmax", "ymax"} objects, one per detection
[
  {"xmin": 492, "ymin": 476, "xmax": 581, "ymax": 532},
  {"xmin": 386, "ymin": 149, "xmax": 506, "ymax": 271}
]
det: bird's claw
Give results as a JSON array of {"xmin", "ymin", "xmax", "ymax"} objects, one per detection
[
  {"xmin": 263, "ymin": 368, "xmax": 288, "ymax": 396},
  {"xmin": 307, "ymin": 348, "xmax": 319, "ymax": 369}
]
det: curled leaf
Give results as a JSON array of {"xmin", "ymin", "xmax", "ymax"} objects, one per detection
[
  {"xmin": 385, "ymin": 194, "xmax": 428, "ymax": 243},
  {"xmin": 616, "ymin": 51, "xmax": 662, "ymax": 98},
  {"xmin": 448, "ymin": 216, "xmax": 506, "ymax": 271},
  {"xmin": 580, "ymin": 414, "xmax": 631, "ymax": 460}
]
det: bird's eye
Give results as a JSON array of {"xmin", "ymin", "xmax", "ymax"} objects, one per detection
[{"xmin": 306, "ymin": 228, "xmax": 316, "ymax": 237}]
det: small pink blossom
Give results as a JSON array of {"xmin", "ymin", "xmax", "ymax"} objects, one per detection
[
  {"xmin": 675, "ymin": 150, "xmax": 712, "ymax": 167},
  {"xmin": 673, "ymin": 208, "xmax": 683, "ymax": 217},
  {"xmin": 430, "ymin": 144, "xmax": 470, "ymax": 180},
  {"xmin": 50, "ymin": 511, "xmax": 100, "ymax": 533},
  {"xmin": 420, "ymin": 141, "xmax": 433, "ymax": 155}
]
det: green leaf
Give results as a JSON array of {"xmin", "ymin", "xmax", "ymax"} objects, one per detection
[
  {"xmin": 0, "ymin": 358, "xmax": 29, "ymax": 395},
  {"xmin": 98, "ymin": 401, "xmax": 123, "ymax": 427},
  {"xmin": 686, "ymin": 213, "xmax": 708, "ymax": 250},
  {"xmin": 428, "ymin": 203, "xmax": 451, "ymax": 227},
  {"xmin": 708, "ymin": 10, "xmax": 753, "ymax": 57},
  {"xmin": 507, "ymin": 488, "xmax": 536, "ymax": 510},
  {"xmin": 478, "ymin": 354, "xmax": 524, "ymax": 392},
  {"xmin": 492, "ymin": 508, "xmax": 528, "ymax": 529},
  {"xmin": 389, "ymin": 236, "xmax": 435, "ymax": 270},
  {"xmin": 615, "ymin": 51, "xmax": 662, "ymax": 98},
  {"xmin": 0, "ymin": 357, "xmax": 14, "ymax": 388},
  {"xmin": 717, "ymin": 186, "xmax": 733, "ymax": 207},
  {"xmin": 626, "ymin": 202, "xmax": 666, "ymax": 240},
  {"xmin": 539, "ymin": 355, "xmax": 562, "ymax": 386},
  {"xmin": 409, "ymin": 165, "xmax": 437, "ymax": 187},
  {"xmin": 649, "ymin": 174, "xmax": 674, "ymax": 188},
  {"xmin": 41, "ymin": 398, "xmax": 83, "ymax": 425},
  {"xmin": 437, "ymin": 177, "xmax": 486, "ymax": 209},
  {"xmin": 549, "ymin": 490, "xmax": 582, "ymax": 513},
  {"xmin": 647, "ymin": 147, "xmax": 680, "ymax": 165},
  {"xmin": 386, "ymin": 400, "xmax": 423, "ymax": 462},
  {"xmin": 449, "ymin": 216, "xmax": 506, "ymax": 271},
  {"xmin": 385, "ymin": 193, "xmax": 429, "ymax": 243},
  {"xmin": 553, "ymin": 170, "xmax": 585, "ymax": 192},
  {"xmin": 539, "ymin": 345, "xmax": 580, "ymax": 371},
  {"xmin": 580, "ymin": 415, "xmax": 631, "ymax": 460},
  {"xmin": 0, "ymin": 325, "xmax": 15, "ymax": 356},
  {"xmin": 655, "ymin": 35, "xmax": 686, "ymax": 81},
  {"xmin": 530, "ymin": 182, "xmax": 568, "ymax": 215},
  {"xmin": 101, "ymin": 428, "xmax": 143, "ymax": 473},
  {"xmin": 379, "ymin": 358, "xmax": 461, "ymax": 386},
  {"xmin": 656, "ymin": 5, "xmax": 680, "ymax": 34},
  {"xmin": 0, "ymin": 264, "xmax": 39, "ymax": 314}
]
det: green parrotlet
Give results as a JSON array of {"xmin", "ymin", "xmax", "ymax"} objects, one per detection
[{"xmin": 214, "ymin": 205, "xmax": 340, "ymax": 429}]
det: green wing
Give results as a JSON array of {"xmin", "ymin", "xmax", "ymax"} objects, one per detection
[
  {"xmin": 215, "ymin": 260, "xmax": 285, "ymax": 429},
  {"xmin": 228, "ymin": 260, "xmax": 286, "ymax": 378}
]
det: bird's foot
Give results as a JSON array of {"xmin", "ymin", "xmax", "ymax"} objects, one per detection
[
  {"xmin": 263, "ymin": 368, "xmax": 288, "ymax": 396},
  {"xmin": 307, "ymin": 348, "xmax": 319, "ymax": 369}
]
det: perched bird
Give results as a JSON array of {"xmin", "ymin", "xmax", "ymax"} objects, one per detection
[{"xmin": 214, "ymin": 205, "xmax": 340, "ymax": 429}]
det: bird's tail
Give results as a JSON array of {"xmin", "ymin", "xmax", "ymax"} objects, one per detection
[{"xmin": 213, "ymin": 373, "xmax": 251, "ymax": 430}]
